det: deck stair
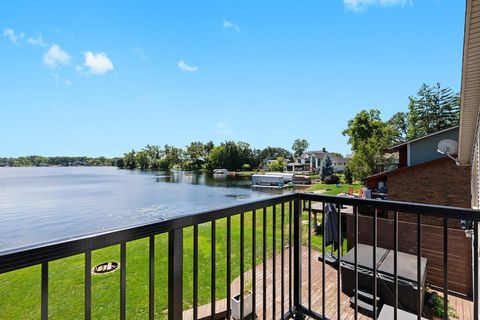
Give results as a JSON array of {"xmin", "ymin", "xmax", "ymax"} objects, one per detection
[{"xmin": 349, "ymin": 289, "xmax": 381, "ymax": 316}]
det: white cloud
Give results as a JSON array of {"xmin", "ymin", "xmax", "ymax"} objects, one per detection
[
  {"xmin": 3, "ymin": 28, "xmax": 24, "ymax": 44},
  {"xmin": 177, "ymin": 60, "xmax": 198, "ymax": 72},
  {"xmin": 223, "ymin": 20, "xmax": 240, "ymax": 32},
  {"xmin": 83, "ymin": 51, "xmax": 114, "ymax": 75},
  {"xmin": 343, "ymin": 0, "xmax": 412, "ymax": 12},
  {"xmin": 43, "ymin": 44, "xmax": 71, "ymax": 67},
  {"xmin": 28, "ymin": 35, "xmax": 48, "ymax": 47}
]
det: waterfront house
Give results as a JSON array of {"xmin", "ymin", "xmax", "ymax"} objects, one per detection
[{"xmin": 296, "ymin": 149, "xmax": 350, "ymax": 173}]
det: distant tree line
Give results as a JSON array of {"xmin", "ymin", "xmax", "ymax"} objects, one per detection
[
  {"xmin": 0, "ymin": 156, "xmax": 116, "ymax": 167},
  {"xmin": 116, "ymin": 140, "xmax": 311, "ymax": 172},
  {"xmin": 343, "ymin": 83, "xmax": 460, "ymax": 180}
]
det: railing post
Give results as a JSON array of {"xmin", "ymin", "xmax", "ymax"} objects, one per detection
[
  {"xmin": 293, "ymin": 195, "xmax": 305, "ymax": 318},
  {"xmin": 168, "ymin": 228, "xmax": 183, "ymax": 320},
  {"xmin": 474, "ymin": 222, "xmax": 478, "ymax": 320}
]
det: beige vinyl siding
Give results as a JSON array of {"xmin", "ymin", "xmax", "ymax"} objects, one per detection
[{"xmin": 459, "ymin": 0, "xmax": 480, "ymax": 165}]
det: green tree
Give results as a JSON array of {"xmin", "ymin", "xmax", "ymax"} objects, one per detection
[
  {"xmin": 186, "ymin": 141, "xmax": 206, "ymax": 169},
  {"xmin": 242, "ymin": 163, "xmax": 251, "ymax": 171},
  {"xmin": 144, "ymin": 145, "xmax": 163, "ymax": 161},
  {"xmin": 256, "ymin": 147, "xmax": 292, "ymax": 167},
  {"xmin": 343, "ymin": 109, "xmax": 397, "ymax": 180},
  {"xmin": 347, "ymin": 139, "xmax": 380, "ymax": 179},
  {"xmin": 163, "ymin": 145, "xmax": 184, "ymax": 169},
  {"xmin": 292, "ymin": 139, "xmax": 309, "ymax": 158},
  {"xmin": 135, "ymin": 150, "xmax": 150, "ymax": 170},
  {"xmin": 268, "ymin": 157, "xmax": 285, "ymax": 172},
  {"xmin": 320, "ymin": 155, "xmax": 334, "ymax": 181},
  {"xmin": 388, "ymin": 112, "xmax": 408, "ymax": 144},
  {"xmin": 204, "ymin": 141, "xmax": 215, "ymax": 154},
  {"xmin": 206, "ymin": 145, "xmax": 225, "ymax": 170},
  {"xmin": 344, "ymin": 164, "xmax": 353, "ymax": 184},
  {"xmin": 123, "ymin": 150, "xmax": 137, "ymax": 169},
  {"xmin": 406, "ymin": 83, "xmax": 460, "ymax": 140}
]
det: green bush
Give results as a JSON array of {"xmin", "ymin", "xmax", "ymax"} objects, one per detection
[
  {"xmin": 242, "ymin": 163, "xmax": 251, "ymax": 171},
  {"xmin": 432, "ymin": 294, "xmax": 458, "ymax": 319}
]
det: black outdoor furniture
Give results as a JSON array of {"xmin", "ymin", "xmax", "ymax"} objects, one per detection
[{"xmin": 340, "ymin": 244, "xmax": 427, "ymax": 315}]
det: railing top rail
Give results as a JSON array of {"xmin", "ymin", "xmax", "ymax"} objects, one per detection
[
  {"xmin": 0, "ymin": 193, "xmax": 297, "ymax": 274},
  {"xmin": 300, "ymin": 192, "xmax": 480, "ymax": 220},
  {"xmin": 1, "ymin": 192, "xmax": 479, "ymax": 274}
]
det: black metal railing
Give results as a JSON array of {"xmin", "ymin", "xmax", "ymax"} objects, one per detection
[{"xmin": 0, "ymin": 192, "xmax": 479, "ymax": 320}]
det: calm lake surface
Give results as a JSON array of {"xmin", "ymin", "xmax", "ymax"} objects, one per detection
[{"xmin": 0, "ymin": 167, "xmax": 284, "ymax": 251}]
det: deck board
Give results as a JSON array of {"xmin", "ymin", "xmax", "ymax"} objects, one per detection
[{"xmin": 183, "ymin": 247, "xmax": 473, "ymax": 319}]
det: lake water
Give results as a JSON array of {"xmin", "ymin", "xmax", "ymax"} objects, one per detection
[{"xmin": 0, "ymin": 167, "xmax": 283, "ymax": 251}]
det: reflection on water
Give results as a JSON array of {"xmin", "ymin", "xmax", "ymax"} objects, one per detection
[
  {"xmin": 153, "ymin": 170, "xmax": 255, "ymax": 188},
  {"xmin": 0, "ymin": 167, "xmax": 285, "ymax": 251}
]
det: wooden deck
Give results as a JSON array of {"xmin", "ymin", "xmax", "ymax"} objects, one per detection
[{"xmin": 183, "ymin": 247, "xmax": 473, "ymax": 320}]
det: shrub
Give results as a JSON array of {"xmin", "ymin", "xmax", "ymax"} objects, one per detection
[
  {"xmin": 323, "ymin": 174, "xmax": 340, "ymax": 184},
  {"xmin": 344, "ymin": 165, "xmax": 353, "ymax": 184}
]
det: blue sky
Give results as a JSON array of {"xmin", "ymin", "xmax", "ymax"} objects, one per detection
[{"xmin": 0, "ymin": 0, "xmax": 466, "ymax": 157}]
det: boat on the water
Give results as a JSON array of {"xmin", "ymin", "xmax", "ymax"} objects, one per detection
[
  {"xmin": 264, "ymin": 172, "xmax": 294, "ymax": 183},
  {"xmin": 251, "ymin": 174, "xmax": 286, "ymax": 189},
  {"xmin": 213, "ymin": 169, "xmax": 229, "ymax": 175}
]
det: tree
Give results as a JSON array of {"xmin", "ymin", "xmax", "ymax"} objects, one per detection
[
  {"xmin": 144, "ymin": 145, "xmax": 163, "ymax": 161},
  {"xmin": 135, "ymin": 150, "xmax": 150, "ymax": 170},
  {"xmin": 268, "ymin": 157, "xmax": 285, "ymax": 172},
  {"xmin": 116, "ymin": 158, "xmax": 125, "ymax": 169},
  {"xmin": 343, "ymin": 109, "xmax": 397, "ymax": 180},
  {"xmin": 347, "ymin": 138, "xmax": 381, "ymax": 179},
  {"xmin": 204, "ymin": 141, "xmax": 215, "ymax": 154},
  {"xmin": 320, "ymin": 155, "xmax": 334, "ymax": 181},
  {"xmin": 292, "ymin": 139, "xmax": 309, "ymax": 158},
  {"xmin": 256, "ymin": 147, "xmax": 292, "ymax": 166},
  {"xmin": 406, "ymin": 83, "xmax": 460, "ymax": 140},
  {"xmin": 123, "ymin": 150, "xmax": 137, "ymax": 169},
  {"xmin": 342, "ymin": 110, "xmax": 394, "ymax": 151},
  {"xmin": 163, "ymin": 145, "xmax": 184, "ymax": 169},
  {"xmin": 186, "ymin": 141, "xmax": 206, "ymax": 169},
  {"xmin": 344, "ymin": 164, "xmax": 353, "ymax": 184},
  {"xmin": 205, "ymin": 141, "xmax": 252, "ymax": 171},
  {"xmin": 388, "ymin": 112, "xmax": 408, "ymax": 144}
]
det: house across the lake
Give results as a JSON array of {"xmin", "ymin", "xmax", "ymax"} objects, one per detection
[{"xmin": 289, "ymin": 149, "xmax": 350, "ymax": 173}]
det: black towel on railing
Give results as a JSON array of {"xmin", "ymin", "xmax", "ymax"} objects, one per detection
[{"xmin": 324, "ymin": 203, "xmax": 339, "ymax": 251}]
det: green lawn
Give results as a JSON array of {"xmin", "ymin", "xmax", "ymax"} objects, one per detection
[
  {"xmin": 0, "ymin": 203, "xmax": 343, "ymax": 320},
  {"xmin": 306, "ymin": 183, "xmax": 361, "ymax": 195}
]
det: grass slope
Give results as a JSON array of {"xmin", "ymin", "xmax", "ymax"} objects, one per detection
[{"xmin": 1, "ymin": 203, "xmax": 347, "ymax": 319}]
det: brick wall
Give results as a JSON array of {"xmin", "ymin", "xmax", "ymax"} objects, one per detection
[
  {"xmin": 388, "ymin": 157, "xmax": 471, "ymax": 208},
  {"xmin": 346, "ymin": 214, "xmax": 473, "ymax": 297},
  {"xmin": 387, "ymin": 157, "xmax": 471, "ymax": 227}
]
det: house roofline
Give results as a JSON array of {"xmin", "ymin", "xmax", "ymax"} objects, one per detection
[
  {"xmin": 386, "ymin": 126, "xmax": 459, "ymax": 152},
  {"xmin": 363, "ymin": 156, "xmax": 455, "ymax": 181}
]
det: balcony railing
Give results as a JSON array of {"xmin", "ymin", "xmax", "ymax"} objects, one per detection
[{"xmin": 0, "ymin": 193, "xmax": 479, "ymax": 319}]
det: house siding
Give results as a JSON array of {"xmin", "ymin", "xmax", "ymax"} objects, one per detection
[{"xmin": 409, "ymin": 127, "xmax": 459, "ymax": 166}]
